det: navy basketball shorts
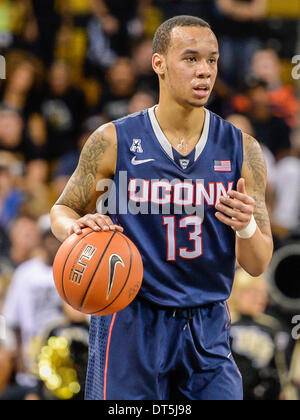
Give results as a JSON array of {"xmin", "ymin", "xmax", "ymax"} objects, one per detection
[{"xmin": 85, "ymin": 297, "xmax": 243, "ymax": 400}]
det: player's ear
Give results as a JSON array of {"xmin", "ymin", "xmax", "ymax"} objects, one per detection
[{"xmin": 152, "ymin": 53, "xmax": 166, "ymax": 77}]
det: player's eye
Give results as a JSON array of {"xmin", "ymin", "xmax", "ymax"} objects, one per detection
[
  {"xmin": 185, "ymin": 57, "xmax": 197, "ymax": 63},
  {"xmin": 208, "ymin": 58, "xmax": 217, "ymax": 64}
]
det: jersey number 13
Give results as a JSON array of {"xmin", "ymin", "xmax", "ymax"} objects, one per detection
[{"xmin": 163, "ymin": 216, "xmax": 203, "ymax": 261}]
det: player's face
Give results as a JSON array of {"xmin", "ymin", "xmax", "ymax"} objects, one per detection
[{"xmin": 160, "ymin": 27, "xmax": 219, "ymax": 108}]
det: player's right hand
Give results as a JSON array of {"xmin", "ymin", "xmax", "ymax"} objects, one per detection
[{"xmin": 68, "ymin": 214, "xmax": 124, "ymax": 236}]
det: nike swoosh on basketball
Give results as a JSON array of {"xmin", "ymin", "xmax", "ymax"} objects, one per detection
[
  {"xmin": 107, "ymin": 254, "xmax": 125, "ymax": 300},
  {"xmin": 131, "ymin": 156, "xmax": 155, "ymax": 165}
]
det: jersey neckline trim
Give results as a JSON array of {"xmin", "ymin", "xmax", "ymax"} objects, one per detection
[{"xmin": 148, "ymin": 105, "xmax": 211, "ymax": 163}]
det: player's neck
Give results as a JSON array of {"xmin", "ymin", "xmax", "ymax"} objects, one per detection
[
  {"xmin": 155, "ymin": 99, "xmax": 206, "ymax": 155},
  {"xmin": 155, "ymin": 99, "xmax": 205, "ymax": 136}
]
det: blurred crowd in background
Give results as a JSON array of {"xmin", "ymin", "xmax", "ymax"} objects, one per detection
[{"xmin": 0, "ymin": 0, "xmax": 299, "ymax": 401}]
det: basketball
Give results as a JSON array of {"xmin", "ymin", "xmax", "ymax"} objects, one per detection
[{"xmin": 53, "ymin": 228, "xmax": 143, "ymax": 316}]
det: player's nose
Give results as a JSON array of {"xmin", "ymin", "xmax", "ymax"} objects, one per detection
[{"xmin": 195, "ymin": 60, "xmax": 211, "ymax": 78}]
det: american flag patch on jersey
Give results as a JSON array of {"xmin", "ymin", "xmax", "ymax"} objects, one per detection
[{"xmin": 214, "ymin": 160, "xmax": 232, "ymax": 172}]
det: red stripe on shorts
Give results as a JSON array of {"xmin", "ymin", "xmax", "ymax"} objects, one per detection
[
  {"xmin": 224, "ymin": 301, "xmax": 231, "ymax": 328},
  {"xmin": 103, "ymin": 313, "xmax": 117, "ymax": 400}
]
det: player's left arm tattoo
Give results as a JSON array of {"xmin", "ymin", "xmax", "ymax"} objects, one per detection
[
  {"xmin": 242, "ymin": 133, "xmax": 272, "ymax": 236},
  {"xmin": 55, "ymin": 125, "xmax": 115, "ymax": 216}
]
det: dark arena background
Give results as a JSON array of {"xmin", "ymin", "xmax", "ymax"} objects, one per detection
[{"xmin": 0, "ymin": 0, "xmax": 299, "ymax": 404}]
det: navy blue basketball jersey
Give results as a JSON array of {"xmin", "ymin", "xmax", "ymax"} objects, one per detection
[{"xmin": 101, "ymin": 106, "xmax": 243, "ymax": 307}]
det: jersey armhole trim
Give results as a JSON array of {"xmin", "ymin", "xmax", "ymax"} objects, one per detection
[{"xmin": 112, "ymin": 122, "xmax": 120, "ymax": 181}]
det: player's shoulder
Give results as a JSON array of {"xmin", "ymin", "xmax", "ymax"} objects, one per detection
[
  {"xmin": 78, "ymin": 122, "xmax": 118, "ymax": 178},
  {"xmin": 242, "ymin": 131, "xmax": 262, "ymax": 149},
  {"xmin": 208, "ymin": 110, "xmax": 241, "ymax": 131},
  {"xmin": 112, "ymin": 108, "xmax": 149, "ymax": 128},
  {"xmin": 84, "ymin": 122, "xmax": 117, "ymax": 153},
  {"xmin": 208, "ymin": 110, "xmax": 244, "ymax": 144},
  {"xmin": 93, "ymin": 110, "xmax": 148, "ymax": 142},
  {"xmin": 93, "ymin": 122, "xmax": 117, "ymax": 141},
  {"xmin": 241, "ymin": 131, "xmax": 266, "ymax": 168}
]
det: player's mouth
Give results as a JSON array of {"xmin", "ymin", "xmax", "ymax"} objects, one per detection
[{"xmin": 193, "ymin": 84, "xmax": 210, "ymax": 98}]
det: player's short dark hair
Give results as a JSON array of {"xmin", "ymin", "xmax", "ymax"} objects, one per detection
[{"xmin": 153, "ymin": 15, "xmax": 211, "ymax": 55}]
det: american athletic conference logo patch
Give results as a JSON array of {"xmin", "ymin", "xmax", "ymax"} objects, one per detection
[{"xmin": 130, "ymin": 139, "xmax": 143, "ymax": 154}]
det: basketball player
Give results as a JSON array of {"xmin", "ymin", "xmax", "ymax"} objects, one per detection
[{"xmin": 51, "ymin": 16, "xmax": 274, "ymax": 400}]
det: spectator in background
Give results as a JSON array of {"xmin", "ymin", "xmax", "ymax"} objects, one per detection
[
  {"xmin": 86, "ymin": 12, "xmax": 118, "ymax": 77},
  {"xmin": 30, "ymin": 0, "xmax": 61, "ymax": 66},
  {"xmin": 0, "ymin": 224, "xmax": 12, "ymax": 276},
  {"xmin": 11, "ymin": 0, "xmax": 39, "ymax": 50},
  {"xmin": 22, "ymin": 112, "xmax": 47, "ymax": 163},
  {"xmin": 155, "ymin": 0, "xmax": 213, "ymax": 23},
  {"xmin": 0, "ymin": 107, "xmax": 24, "ymax": 153},
  {"xmin": 0, "ymin": 152, "xmax": 35, "ymax": 272},
  {"xmin": 0, "ymin": 274, "xmax": 17, "ymax": 398},
  {"xmin": 50, "ymin": 114, "xmax": 108, "ymax": 201},
  {"xmin": 2, "ymin": 220, "xmax": 62, "ymax": 399},
  {"xmin": 41, "ymin": 60, "xmax": 86, "ymax": 160},
  {"xmin": 128, "ymin": 89, "xmax": 156, "ymax": 115},
  {"xmin": 0, "ymin": 56, "xmax": 47, "ymax": 161},
  {"xmin": 90, "ymin": 0, "xmax": 150, "ymax": 56},
  {"xmin": 0, "ymin": 148, "xmax": 50, "ymax": 224},
  {"xmin": 132, "ymin": 37, "xmax": 158, "ymax": 93},
  {"xmin": 21, "ymin": 159, "xmax": 52, "ymax": 220},
  {"xmin": 251, "ymin": 49, "xmax": 300, "ymax": 129},
  {"xmin": 270, "ymin": 155, "xmax": 300, "ymax": 235},
  {"xmin": 0, "ymin": 335, "xmax": 15, "ymax": 398},
  {"xmin": 0, "ymin": 215, "xmax": 43, "ymax": 398},
  {"xmin": 242, "ymin": 80, "xmax": 291, "ymax": 160},
  {"xmin": 0, "ymin": 149, "xmax": 50, "ymax": 231},
  {"xmin": 215, "ymin": 0, "xmax": 267, "ymax": 87},
  {"xmin": 229, "ymin": 269, "xmax": 288, "ymax": 400},
  {"xmin": 0, "ymin": 0, "xmax": 14, "ymax": 49},
  {"xmin": 33, "ymin": 302, "xmax": 90, "ymax": 400},
  {"xmin": 8, "ymin": 216, "xmax": 41, "ymax": 267},
  {"xmin": 0, "ymin": 272, "xmax": 11, "ymax": 316},
  {"xmin": 0, "ymin": 57, "xmax": 41, "ymax": 121},
  {"xmin": 0, "ymin": 153, "xmax": 24, "ymax": 232},
  {"xmin": 99, "ymin": 57, "xmax": 137, "ymax": 120}
]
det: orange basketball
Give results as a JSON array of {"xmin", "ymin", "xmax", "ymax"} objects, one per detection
[{"xmin": 53, "ymin": 228, "xmax": 143, "ymax": 316}]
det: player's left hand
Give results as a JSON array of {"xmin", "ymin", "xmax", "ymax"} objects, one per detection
[{"xmin": 215, "ymin": 178, "xmax": 255, "ymax": 232}]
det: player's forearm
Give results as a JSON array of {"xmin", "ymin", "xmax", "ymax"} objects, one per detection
[
  {"xmin": 236, "ymin": 229, "xmax": 273, "ymax": 277},
  {"xmin": 50, "ymin": 204, "xmax": 81, "ymax": 243}
]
